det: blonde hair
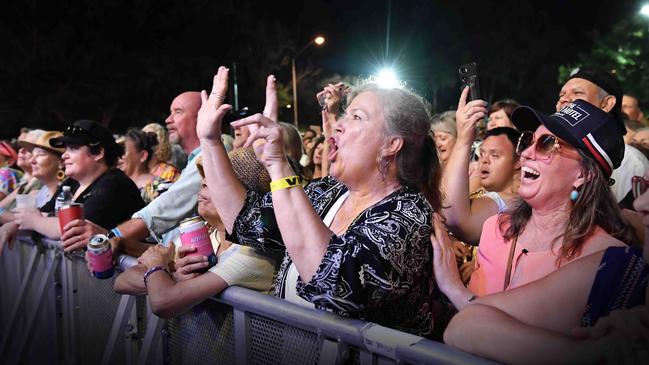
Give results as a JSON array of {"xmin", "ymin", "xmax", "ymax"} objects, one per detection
[
  {"xmin": 142, "ymin": 123, "xmax": 172, "ymax": 162},
  {"xmin": 430, "ymin": 111, "xmax": 457, "ymax": 138}
]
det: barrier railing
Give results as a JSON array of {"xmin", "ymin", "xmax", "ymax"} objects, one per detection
[{"xmin": 0, "ymin": 233, "xmax": 499, "ymax": 365}]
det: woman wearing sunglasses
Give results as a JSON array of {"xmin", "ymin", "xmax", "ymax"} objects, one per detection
[
  {"xmin": 442, "ymin": 173, "xmax": 649, "ymax": 364},
  {"xmin": 12, "ymin": 120, "xmax": 145, "ymax": 251},
  {"xmin": 432, "ymin": 99, "xmax": 635, "ymax": 311}
]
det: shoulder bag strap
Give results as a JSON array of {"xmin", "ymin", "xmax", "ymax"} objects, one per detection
[{"xmin": 503, "ymin": 236, "xmax": 518, "ymax": 291}]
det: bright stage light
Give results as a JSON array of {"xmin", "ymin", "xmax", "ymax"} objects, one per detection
[
  {"xmin": 641, "ymin": 4, "xmax": 649, "ymax": 17},
  {"xmin": 376, "ymin": 68, "xmax": 399, "ymax": 88}
]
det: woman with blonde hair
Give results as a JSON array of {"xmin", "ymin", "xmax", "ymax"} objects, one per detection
[
  {"xmin": 0, "ymin": 131, "xmax": 65, "ymax": 253},
  {"xmin": 142, "ymin": 123, "xmax": 180, "ymax": 182}
]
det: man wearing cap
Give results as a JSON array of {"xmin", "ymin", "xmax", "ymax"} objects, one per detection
[{"xmin": 557, "ymin": 69, "xmax": 649, "ymax": 209}]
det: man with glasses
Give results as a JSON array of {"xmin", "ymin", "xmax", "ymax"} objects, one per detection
[{"xmin": 556, "ymin": 69, "xmax": 649, "ymax": 209}]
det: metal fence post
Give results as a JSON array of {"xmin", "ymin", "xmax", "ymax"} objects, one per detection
[
  {"xmin": 0, "ymin": 246, "xmax": 41, "ymax": 359},
  {"xmin": 101, "ymin": 295, "xmax": 136, "ymax": 365},
  {"xmin": 233, "ymin": 308, "xmax": 250, "ymax": 365},
  {"xmin": 12, "ymin": 249, "xmax": 61, "ymax": 364}
]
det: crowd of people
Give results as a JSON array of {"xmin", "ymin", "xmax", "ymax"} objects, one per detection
[{"xmin": 0, "ymin": 65, "xmax": 648, "ymax": 364}]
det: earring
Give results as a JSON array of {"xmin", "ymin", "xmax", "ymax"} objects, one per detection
[
  {"xmin": 570, "ymin": 188, "xmax": 579, "ymax": 202},
  {"xmin": 57, "ymin": 169, "xmax": 65, "ymax": 181}
]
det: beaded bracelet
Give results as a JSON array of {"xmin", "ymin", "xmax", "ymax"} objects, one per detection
[
  {"xmin": 143, "ymin": 265, "xmax": 171, "ymax": 287},
  {"xmin": 269, "ymin": 175, "xmax": 304, "ymax": 192}
]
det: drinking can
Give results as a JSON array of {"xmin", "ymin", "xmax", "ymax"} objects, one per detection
[
  {"xmin": 87, "ymin": 234, "xmax": 114, "ymax": 279},
  {"xmin": 179, "ymin": 216, "xmax": 217, "ymax": 271}
]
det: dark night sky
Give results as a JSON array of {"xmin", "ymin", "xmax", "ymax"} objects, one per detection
[{"xmin": 0, "ymin": 0, "xmax": 644, "ymax": 137}]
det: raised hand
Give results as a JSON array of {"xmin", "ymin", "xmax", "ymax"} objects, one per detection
[
  {"xmin": 231, "ymin": 113, "xmax": 286, "ymax": 170},
  {"xmin": 316, "ymin": 82, "xmax": 348, "ymax": 115},
  {"xmin": 197, "ymin": 66, "xmax": 233, "ymax": 141},
  {"xmin": 456, "ymin": 87, "xmax": 488, "ymax": 145},
  {"xmin": 230, "ymin": 75, "xmax": 287, "ymax": 170},
  {"xmin": 262, "ymin": 75, "xmax": 279, "ymax": 122}
]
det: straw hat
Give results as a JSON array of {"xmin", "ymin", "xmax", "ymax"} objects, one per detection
[
  {"xmin": 19, "ymin": 131, "xmax": 65, "ymax": 155},
  {"xmin": 196, "ymin": 147, "xmax": 271, "ymax": 194}
]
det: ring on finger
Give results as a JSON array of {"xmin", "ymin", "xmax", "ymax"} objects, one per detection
[{"xmin": 211, "ymin": 92, "xmax": 226, "ymax": 100}]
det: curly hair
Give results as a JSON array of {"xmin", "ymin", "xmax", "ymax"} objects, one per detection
[{"xmin": 142, "ymin": 123, "xmax": 172, "ymax": 162}]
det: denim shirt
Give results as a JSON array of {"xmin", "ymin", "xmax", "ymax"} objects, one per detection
[{"xmin": 132, "ymin": 147, "xmax": 201, "ymax": 237}]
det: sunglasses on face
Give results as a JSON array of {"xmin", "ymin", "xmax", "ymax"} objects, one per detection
[
  {"xmin": 632, "ymin": 176, "xmax": 649, "ymax": 199},
  {"xmin": 515, "ymin": 131, "xmax": 561, "ymax": 160}
]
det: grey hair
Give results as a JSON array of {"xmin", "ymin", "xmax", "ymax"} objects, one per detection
[
  {"xmin": 596, "ymin": 87, "xmax": 610, "ymax": 100},
  {"xmin": 430, "ymin": 111, "xmax": 457, "ymax": 138},
  {"xmin": 346, "ymin": 84, "xmax": 442, "ymax": 210},
  {"xmin": 278, "ymin": 122, "xmax": 304, "ymax": 165}
]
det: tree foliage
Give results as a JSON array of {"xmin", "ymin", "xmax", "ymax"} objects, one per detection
[{"xmin": 559, "ymin": 16, "xmax": 649, "ymax": 110}]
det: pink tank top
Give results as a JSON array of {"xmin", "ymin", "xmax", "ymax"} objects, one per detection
[{"xmin": 467, "ymin": 215, "xmax": 617, "ymax": 296}]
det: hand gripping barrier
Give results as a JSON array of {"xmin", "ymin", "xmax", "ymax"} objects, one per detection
[{"xmin": 0, "ymin": 233, "xmax": 500, "ymax": 365}]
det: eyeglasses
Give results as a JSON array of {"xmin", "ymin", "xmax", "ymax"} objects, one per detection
[
  {"xmin": 632, "ymin": 176, "xmax": 649, "ymax": 199},
  {"xmin": 515, "ymin": 131, "xmax": 561, "ymax": 160}
]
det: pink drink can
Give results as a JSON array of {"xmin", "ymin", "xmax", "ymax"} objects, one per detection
[
  {"xmin": 87, "ymin": 234, "xmax": 114, "ymax": 279},
  {"xmin": 179, "ymin": 216, "xmax": 217, "ymax": 271}
]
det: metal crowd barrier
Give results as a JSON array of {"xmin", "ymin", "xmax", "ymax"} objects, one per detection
[{"xmin": 0, "ymin": 232, "xmax": 499, "ymax": 365}]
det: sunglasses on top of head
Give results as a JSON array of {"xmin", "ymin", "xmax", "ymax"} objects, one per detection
[{"xmin": 64, "ymin": 126, "xmax": 100, "ymax": 146}]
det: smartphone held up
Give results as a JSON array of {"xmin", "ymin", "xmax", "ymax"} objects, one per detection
[{"xmin": 459, "ymin": 62, "xmax": 487, "ymax": 136}]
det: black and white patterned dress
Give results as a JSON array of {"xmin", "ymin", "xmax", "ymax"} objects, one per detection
[{"xmin": 228, "ymin": 176, "xmax": 443, "ymax": 338}]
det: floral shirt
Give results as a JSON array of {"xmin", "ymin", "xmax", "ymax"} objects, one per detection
[
  {"xmin": 150, "ymin": 162, "xmax": 180, "ymax": 183},
  {"xmin": 229, "ymin": 176, "xmax": 443, "ymax": 338},
  {"xmin": 0, "ymin": 168, "xmax": 22, "ymax": 196}
]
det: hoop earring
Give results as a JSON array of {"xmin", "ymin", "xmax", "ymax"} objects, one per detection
[{"xmin": 57, "ymin": 169, "xmax": 66, "ymax": 181}]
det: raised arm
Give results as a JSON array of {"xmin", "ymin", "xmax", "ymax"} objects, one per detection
[
  {"xmin": 316, "ymin": 82, "xmax": 347, "ymax": 177},
  {"xmin": 440, "ymin": 87, "xmax": 491, "ymax": 244},
  {"xmin": 197, "ymin": 66, "xmax": 246, "ymax": 232},
  {"xmin": 227, "ymin": 76, "xmax": 333, "ymax": 282}
]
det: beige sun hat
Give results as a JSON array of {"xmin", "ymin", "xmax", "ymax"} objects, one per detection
[
  {"xmin": 18, "ymin": 130, "xmax": 65, "ymax": 155},
  {"xmin": 196, "ymin": 147, "xmax": 271, "ymax": 194}
]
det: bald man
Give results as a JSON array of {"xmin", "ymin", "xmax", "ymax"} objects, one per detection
[{"xmin": 107, "ymin": 92, "xmax": 204, "ymax": 255}]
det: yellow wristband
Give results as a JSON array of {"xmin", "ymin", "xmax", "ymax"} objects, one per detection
[{"xmin": 270, "ymin": 175, "xmax": 304, "ymax": 192}]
